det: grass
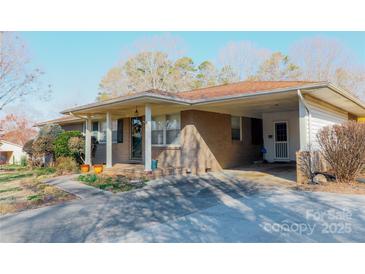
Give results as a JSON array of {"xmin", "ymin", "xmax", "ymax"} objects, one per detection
[
  {"xmin": 0, "ymin": 164, "xmax": 28, "ymax": 172},
  {"xmin": 0, "ymin": 187, "xmax": 22, "ymax": 193},
  {"xmin": 0, "ymin": 167, "xmax": 56, "ymax": 183},
  {"xmin": 78, "ymin": 173, "xmax": 147, "ymax": 193},
  {"xmin": 0, "ymin": 172, "xmax": 34, "ymax": 183},
  {"xmin": 0, "ymin": 166, "xmax": 75, "ymax": 215}
]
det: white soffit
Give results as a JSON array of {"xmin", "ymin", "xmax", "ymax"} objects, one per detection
[{"xmin": 304, "ymin": 88, "xmax": 365, "ymax": 116}]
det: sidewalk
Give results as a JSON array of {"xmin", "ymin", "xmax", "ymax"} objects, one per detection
[{"xmin": 44, "ymin": 175, "xmax": 112, "ymax": 199}]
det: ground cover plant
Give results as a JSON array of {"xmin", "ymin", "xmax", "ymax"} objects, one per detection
[{"xmin": 78, "ymin": 173, "xmax": 147, "ymax": 193}]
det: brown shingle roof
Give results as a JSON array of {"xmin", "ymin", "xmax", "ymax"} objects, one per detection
[
  {"xmin": 34, "ymin": 115, "xmax": 82, "ymax": 127},
  {"xmin": 176, "ymin": 81, "xmax": 316, "ymax": 100}
]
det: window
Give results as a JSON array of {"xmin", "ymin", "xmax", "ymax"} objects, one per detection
[
  {"xmin": 231, "ymin": 116, "xmax": 242, "ymax": 141},
  {"xmin": 117, "ymin": 119, "xmax": 123, "ymax": 143},
  {"xmin": 166, "ymin": 114, "xmax": 180, "ymax": 145},
  {"xmin": 99, "ymin": 120, "xmax": 118, "ymax": 144},
  {"xmin": 152, "ymin": 115, "xmax": 165, "ymax": 145},
  {"xmin": 152, "ymin": 113, "xmax": 181, "ymax": 145}
]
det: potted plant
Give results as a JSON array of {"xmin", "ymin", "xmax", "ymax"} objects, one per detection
[
  {"xmin": 80, "ymin": 164, "xmax": 90, "ymax": 173},
  {"xmin": 93, "ymin": 164, "xmax": 103, "ymax": 174}
]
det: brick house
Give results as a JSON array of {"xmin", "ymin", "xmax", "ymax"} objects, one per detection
[{"xmin": 36, "ymin": 81, "xmax": 365, "ymax": 175}]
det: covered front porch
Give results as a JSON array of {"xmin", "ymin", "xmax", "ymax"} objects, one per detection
[
  {"xmin": 64, "ymin": 94, "xmax": 190, "ymax": 172},
  {"xmin": 73, "ymin": 89, "xmax": 305, "ymax": 175},
  {"xmin": 83, "ymin": 104, "xmax": 155, "ymax": 171},
  {"xmin": 62, "ymin": 83, "xmax": 362, "ymax": 176}
]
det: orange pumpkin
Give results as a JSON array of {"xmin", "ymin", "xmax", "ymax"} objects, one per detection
[
  {"xmin": 93, "ymin": 164, "xmax": 103, "ymax": 174},
  {"xmin": 80, "ymin": 164, "xmax": 90, "ymax": 173}
]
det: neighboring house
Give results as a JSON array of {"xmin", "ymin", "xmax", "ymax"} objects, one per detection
[
  {"xmin": 0, "ymin": 140, "xmax": 26, "ymax": 165},
  {"xmin": 36, "ymin": 81, "xmax": 365, "ymax": 174}
]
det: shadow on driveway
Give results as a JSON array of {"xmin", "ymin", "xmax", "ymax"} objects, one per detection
[{"xmin": 1, "ymin": 172, "xmax": 364, "ymax": 243}]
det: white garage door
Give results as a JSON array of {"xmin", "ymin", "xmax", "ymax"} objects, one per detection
[{"xmin": 310, "ymin": 105, "xmax": 348, "ymax": 148}]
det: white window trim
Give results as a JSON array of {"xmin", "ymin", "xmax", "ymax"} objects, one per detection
[
  {"xmin": 152, "ymin": 113, "xmax": 181, "ymax": 147},
  {"xmin": 97, "ymin": 120, "xmax": 118, "ymax": 144}
]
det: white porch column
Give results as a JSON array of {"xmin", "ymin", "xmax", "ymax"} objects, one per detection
[
  {"xmin": 85, "ymin": 116, "xmax": 92, "ymax": 165},
  {"xmin": 144, "ymin": 104, "xmax": 152, "ymax": 171},
  {"xmin": 298, "ymin": 96, "xmax": 309, "ymax": 150},
  {"xmin": 106, "ymin": 112, "xmax": 113, "ymax": 168}
]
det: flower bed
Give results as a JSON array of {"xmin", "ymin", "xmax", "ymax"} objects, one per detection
[{"xmin": 78, "ymin": 173, "xmax": 147, "ymax": 193}]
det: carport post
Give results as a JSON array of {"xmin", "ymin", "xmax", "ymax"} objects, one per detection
[{"xmin": 144, "ymin": 104, "xmax": 152, "ymax": 172}]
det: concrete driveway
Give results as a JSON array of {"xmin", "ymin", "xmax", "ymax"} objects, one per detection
[{"xmin": 1, "ymin": 172, "xmax": 364, "ymax": 243}]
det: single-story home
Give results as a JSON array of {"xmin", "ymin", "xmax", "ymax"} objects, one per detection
[
  {"xmin": 36, "ymin": 81, "xmax": 365, "ymax": 175},
  {"xmin": 0, "ymin": 140, "xmax": 26, "ymax": 165}
]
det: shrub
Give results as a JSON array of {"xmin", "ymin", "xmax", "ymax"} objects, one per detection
[
  {"xmin": 53, "ymin": 131, "xmax": 83, "ymax": 159},
  {"xmin": 23, "ymin": 139, "xmax": 34, "ymax": 156},
  {"xmin": 55, "ymin": 157, "xmax": 79, "ymax": 175},
  {"xmin": 20, "ymin": 155, "xmax": 27, "ymax": 167},
  {"xmin": 68, "ymin": 136, "xmax": 85, "ymax": 164},
  {"xmin": 317, "ymin": 121, "xmax": 365, "ymax": 184},
  {"xmin": 31, "ymin": 136, "xmax": 55, "ymax": 167}
]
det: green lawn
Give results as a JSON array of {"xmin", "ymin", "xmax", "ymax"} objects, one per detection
[
  {"xmin": 0, "ymin": 167, "xmax": 56, "ymax": 183},
  {"xmin": 0, "ymin": 164, "xmax": 28, "ymax": 172}
]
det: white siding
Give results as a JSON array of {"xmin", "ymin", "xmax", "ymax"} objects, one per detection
[
  {"xmin": 0, "ymin": 141, "xmax": 26, "ymax": 164},
  {"xmin": 309, "ymin": 104, "xmax": 348, "ymax": 149},
  {"xmin": 262, "ymin": 111, "xmax": 300, "ymax": 162}
]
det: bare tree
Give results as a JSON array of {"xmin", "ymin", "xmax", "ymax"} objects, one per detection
[
  {"xmin": 249, "ymin": 52, "xmax": 301, "ymax": 81},
  {"xmin": 195, "ymin": 61, "xmax": 218, "ymax": 88},
  {"xmin": 290, "ymin": 36, "xmax": 365, "ymax": 98},
  {"xmin": 218, "ymin": 41, "xmax": 270, "ymax": 80},
  {"xmin": 0, "ymin": 32, "xmax": 50, "ymax": 110},
  {"xmin": 98, "ymin": 34, "xmax": 188, "ymax": 100},
  {"xmin": 218, "ymin": 65, "xmax": 240, "ymax": 84}
]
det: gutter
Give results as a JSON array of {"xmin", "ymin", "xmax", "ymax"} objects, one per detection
[
  {"xmin": 61, "ymin": 92, "xmax": 191, "ymax": 114},
  {"xmin": 61, "ymin": 83, "xmax": 326, "ymax": 114}
]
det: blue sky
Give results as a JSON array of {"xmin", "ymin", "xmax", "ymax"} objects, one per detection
[{"xmin": 5, "ymin": 31, "xmax": 365, "ymax": 122}]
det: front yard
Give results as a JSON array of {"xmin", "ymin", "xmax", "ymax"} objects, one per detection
[{"xmin": 0, "ymin": 165, "xmax": 76, "ymax": 215}]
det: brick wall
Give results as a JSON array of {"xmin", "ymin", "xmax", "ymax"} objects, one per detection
[{"xmin": 153, "ymin": 110, "xmax": 261, "ymax": 173}]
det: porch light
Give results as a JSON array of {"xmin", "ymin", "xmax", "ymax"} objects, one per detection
[{"xmin": 135, "ymin": 106, "xmax": 139, "ymax": 116}]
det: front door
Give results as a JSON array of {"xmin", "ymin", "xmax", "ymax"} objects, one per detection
[
  {"xmin": 274, "ymin": 121, "xmax": 289, "ymax": 161},
  {"xmin": 131, "ymin": 117, "xmax": 142, "ymax": 160}
]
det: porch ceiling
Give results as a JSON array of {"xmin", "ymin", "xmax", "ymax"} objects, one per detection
[{"xmin": 193, "ymin": 91, "xmax": 299, "ymax": 118}]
